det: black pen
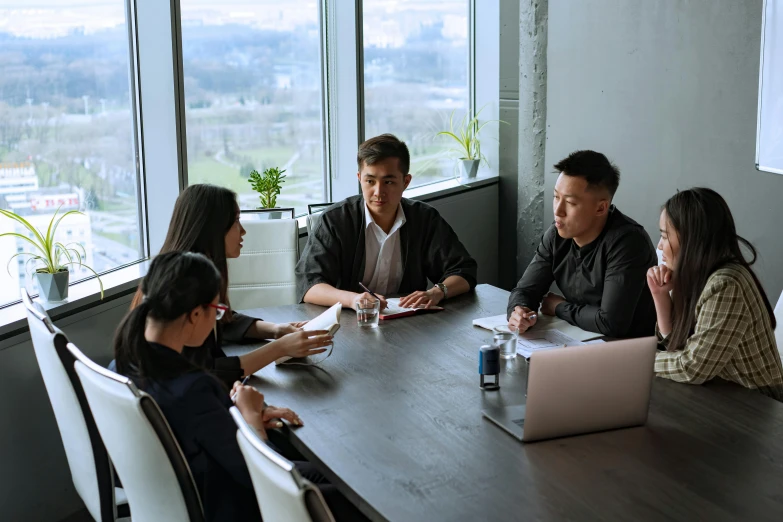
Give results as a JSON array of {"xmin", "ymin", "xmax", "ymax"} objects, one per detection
[
  {"xmin": 358, "ymin": 282, "xmax": 380, "ymax": 300},
  {"xmin": 231, "ymin": 375, "xmax": 251, "ymax": 402}
]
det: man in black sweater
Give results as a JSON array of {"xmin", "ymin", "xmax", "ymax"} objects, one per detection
[{"xmin": 507, "ymin": 150, "xmax": 657, "ymax": 338}]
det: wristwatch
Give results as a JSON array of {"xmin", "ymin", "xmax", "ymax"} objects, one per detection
[{"xmin": 435, "ymin": 282, "xmax": 448, "ymax": 300}]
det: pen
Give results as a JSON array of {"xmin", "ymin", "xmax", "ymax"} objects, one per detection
[
  {"xmin": 358, "ymin": 282, "xmax": 380, "ymax": 300},
  {"xmin": 231, "ymin": 375, "xmax": 251, "ymax": 402},
  {"xmin": 527, "ymin": 314, "xmax": 538, "ymax": 320}
]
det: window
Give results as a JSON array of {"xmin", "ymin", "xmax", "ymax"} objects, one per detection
[
  {"xmin": 180, "ymin": 1, "xmax": 326, "ymax": 216},
  {"xmin": 0, "ymin": 2, "xmax": 143, "ymax": 307},
  {"xmin": 362, "ymin": 0, "xmax": 469, "ymax": 189}
]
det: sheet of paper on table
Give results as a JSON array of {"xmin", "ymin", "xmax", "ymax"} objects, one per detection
[{"xmin": 472, "ymin": 313, "xmax": 601, "ymax": 342}]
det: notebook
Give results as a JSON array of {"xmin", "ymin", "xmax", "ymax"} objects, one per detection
[
  {"xmin": 379, "ymin": 298, "xmax": 444, "ymax": 320},
  {"xmin": 275, "ymin": 303, "xmax": 341, "ymax": 365},
  {"xmin": 472, "ymin": 313, "xmax": 601, "ymax": 342}
]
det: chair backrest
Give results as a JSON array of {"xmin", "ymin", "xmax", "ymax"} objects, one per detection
[
  {"xmin": 228, "ymin": 216, "xmax": 299, "ymax": 309},
  {"xmin": 229, "ymin": 407, "xmax": 335, "ymax": 522},
  {"xmin": 774, "ymin": 290, "xmax": 783, "ymax": 357},
  {"xmin": 71, "ymin": 344, "xmax": 205, "ymax": 522},
  {"xmin": 306, "ymin": 203, "xmax": 331, "ymax": 237},
  {"xmin": 21, "ymin": 289, "xmax": 117, "ymax": 522}
]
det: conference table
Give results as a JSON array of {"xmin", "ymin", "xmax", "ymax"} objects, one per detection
[{"xmin": 227, "ymin": 284, "xmax": 783, "ymax": 522}]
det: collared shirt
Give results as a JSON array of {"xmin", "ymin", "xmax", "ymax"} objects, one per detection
[
  {"xmin": 507, "ymin": 206, "xmax": 658, "ymax": 338},
  {"xmin": 655, "ymin": 264, "xmax": 783, "ymax": 402},
  {"xmin": 362, "ymin": 202, "xmax": 406, "ymax": 296}
]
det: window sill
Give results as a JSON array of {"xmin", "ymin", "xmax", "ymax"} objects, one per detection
[
  {"xmin": 0, "ymin": 174, "xmax": 499, "ymax": 339},
  {"xmin": 0, "ymin": 261, "xmax": 149, "ymax": 342}
]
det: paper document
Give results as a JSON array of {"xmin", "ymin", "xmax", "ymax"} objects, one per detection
[
  {"xmin": 472, "ymin": 313, "xmax": 600, "ymax": 342},
  {"xmin": 472, "ymin": 314, "xmax": 508, "ymax": 331},
  {"xmin": 516, "ymin": 329, "xmax": 584, "ymax": 358},
  {"xmin": 384, "ymin": 298, "xmax": 415, "ymax": 315},
  {"xmin": 276, "ymin": 303, "xmax": 341, "ymax": 365},
  {"xmin": 303, "ymin": 302, "xmax": 341, "ymax": 336}
]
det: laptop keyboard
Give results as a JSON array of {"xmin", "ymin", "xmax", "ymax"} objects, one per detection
[{"xmin": 512, "ymin": 418, "xmax": 525, "ymax": 428}]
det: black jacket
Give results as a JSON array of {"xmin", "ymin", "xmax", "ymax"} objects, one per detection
[
  {"xmin": 295, "ymin": 195, "xmax": 478, "ymax": 301},
  {"xmin": 136, "ymin": 343, "xmax": 261, "ymax": 522}
]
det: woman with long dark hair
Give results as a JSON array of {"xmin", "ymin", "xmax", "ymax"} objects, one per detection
[
  {"xmin": 647, "ymin": 188, "xmax": 783, "ymax": 401},
  {"xmin": 128, "ymin": 184, "xmax": 332, "ymax": 386},
  {"xmin": 114, "ymin": 252, "xmax": 361, "ymax": 521}
]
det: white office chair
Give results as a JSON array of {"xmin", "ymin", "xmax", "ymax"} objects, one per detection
[
  {"xmin": 71, "ymin": 343, "xmax": 205, "ymax": 522},
  {"xmin": 21, "ymin": 289, "xmax": 129, "ymax": 522},
  {"xmin": 774, "ymin": 290, "xmax": 783, "ymax": 358},
  {"xmin": 228, "ymin": 215, "xmax": 299, "ymax": 309},
  {"xmin": 229, "ymin": 407, "xmax": 335, "ymax": 522}
]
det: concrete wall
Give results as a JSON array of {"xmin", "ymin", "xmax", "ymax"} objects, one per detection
[{"xmin": 544, "ymin": 0, "xmax": 783, "ymax": 299}]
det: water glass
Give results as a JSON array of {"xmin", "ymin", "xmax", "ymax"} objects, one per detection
[
  {"xmin": 493, "ymin": 325, "xmax": 518, "ymax": 359},
  {"xmin": 356, "ymin": 297, "xmax": 380, "ymax": 328}
]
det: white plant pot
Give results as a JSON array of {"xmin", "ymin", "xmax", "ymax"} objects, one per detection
[
  {"xmin": 459, "ymin": 159, "xmax": 480, "ymax": 182},
  {"xmin": 35, "ymin": 270, "xmax": 69, "ymax": 302}
]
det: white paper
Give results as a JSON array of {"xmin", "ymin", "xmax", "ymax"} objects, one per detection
[
  {"xmin": 472, "ymin": 313, "xmax": 600, "ymax": 342},
  {"xmin": 383, "ymin": 298, "xmax": 416, "ymax": 315},
  {"xmin": 516, "ymin": 329, "xmax": 584, "ymax": 358},
  {"xmin": 472, "ymin": 314, "xmax": 508, "ymax": 330},
  {"xmin": 303, "ymin": 302, "xmax": 341, "ymax": 336}
]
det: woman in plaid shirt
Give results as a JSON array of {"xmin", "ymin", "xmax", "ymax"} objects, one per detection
[{"xmin": 646, "ymin": 188, "xmax": 783, "ymax": 401}]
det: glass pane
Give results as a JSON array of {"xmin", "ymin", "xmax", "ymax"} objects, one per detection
[
  {"xmin": 363, "ymin": 0, "xmax": 469, "ymax": 189},
  {"xmin": 180, "ymin": 0, "xmax": 325, "ymax": 216},
  {"xmin": 0, "ymin": 1, "xmax": 142, "ymax": 307}
]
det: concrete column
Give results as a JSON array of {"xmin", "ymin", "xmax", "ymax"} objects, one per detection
[{"xmin": 516, "ymin": 0, "xmax": 548, "ymax": 278}]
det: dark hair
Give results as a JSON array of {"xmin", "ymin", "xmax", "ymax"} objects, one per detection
[
  {"xmin": 664, "ymin": 187, "xmax": 775, "ymax": 350},
  {"xmin": 132, "ymin": 184, "xmax": 237, "ymax": 313},
  {"xmin": 357, "ymin": 133, "xmax": 410, "ymax": 175},
  {"xmin": 553, "ymin": 150, "xmax": 620, "ymax": 198},
  {"xmin": 114, "ymin": 251, "xmax": 222, "ymax": 383}
]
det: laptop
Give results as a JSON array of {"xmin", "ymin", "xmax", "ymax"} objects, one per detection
[{"xmin": 482, "ymin": 336, "xmax": 657, "ymax": 442}]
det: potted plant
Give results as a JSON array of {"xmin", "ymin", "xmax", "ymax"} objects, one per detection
[
  {"xmin": 248, "ymin": 167, "xmax": 287, "ymax": 218},
  {"xmin": 0, "ymin": 206, "xmax": 104, "ymax": 302},
  {"xmin": 437, "ymin": 106, "xmax": 507, "ymax": 182}
]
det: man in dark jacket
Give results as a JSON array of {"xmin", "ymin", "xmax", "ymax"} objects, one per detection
[
  {"xmin": 296, "ymin": 134, "xmax": 478, "ymax": 310},
  {"xmin": 507, "ymin": 150, "xmax": 657, "ymax": 338}
]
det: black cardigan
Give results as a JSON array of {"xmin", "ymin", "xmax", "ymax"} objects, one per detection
[{"xmin": 295, "ymin": 195, "xmax": 478, "ymax": 302}]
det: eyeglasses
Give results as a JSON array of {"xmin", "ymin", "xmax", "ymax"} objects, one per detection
[{"xmin": 208, "ymin": 303, "xmax": 229, "ymax": 320}]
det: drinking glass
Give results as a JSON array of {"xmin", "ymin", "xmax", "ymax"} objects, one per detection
[
  {"xmin": 356, "ymin": 297, "xmax": 380, "ymax": 328},
  {"xmin": 493, "ymin": 325, "xmax": 518, "ymax": 359}
]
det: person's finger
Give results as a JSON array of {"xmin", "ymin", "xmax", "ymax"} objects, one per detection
[
  {"xmin": 304, "ymin": 330, "xmax": 329, "ymax": 337},
  {"xmin": 307, "ymin": 347, "xmax": 328, "ymax": 355},
  {"xmin": 265, "ymin": 407, "xmax": 302, "ymax": 425}
]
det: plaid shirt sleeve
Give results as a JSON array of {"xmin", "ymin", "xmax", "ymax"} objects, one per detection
[{"xmin": 655, "ymin": 275, "xmax": 750, "ymax": 384}]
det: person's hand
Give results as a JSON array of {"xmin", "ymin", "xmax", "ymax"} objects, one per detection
[
  {"xmin": 262, "ymin": 405, "xmax": 304, "ymax": 429},
  {"xmin": 272, "ymin": 321, "xmax": 307, "ymax": 339},
  {"xmin": 274, "ymin": 330, "xmax": 332, "ymax": 358},
  {"xmin": 233, "ymin": 384, "xmax": 268, "ymax": 438},
  {"xmin": 647, "ymin": 265, "xmax": 674, "ymax": 297},
  {"xmin": 398, "ymin": 287, "xmax": 443, "ymax": 309},
  {"xmin": 541, "ymin": 293, "xmax": 565, "ymax": 316},
  {"xmin": 352, "ymin": 292, "xmax": 387, "ymax": 311},
  {"xmin": 508, "ymin": 306, "xmax": 538, "ymax": 333}
]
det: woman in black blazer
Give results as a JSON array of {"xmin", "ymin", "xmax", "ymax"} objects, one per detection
[
  {"xmin": 114, "ymin": 252, "xmax": 363, "ymax": 521},
  {"xmin": 129, "ymin": 184, "xmax": 333, "ymax": 387}
]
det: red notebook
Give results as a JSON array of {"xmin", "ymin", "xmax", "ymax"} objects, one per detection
[{"xmin": 379, "ymin": 298, "xmax": 444, "ymax": 320}]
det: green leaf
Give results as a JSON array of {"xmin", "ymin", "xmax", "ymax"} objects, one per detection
[{"xmin": 61, "ymin": 261, "xmax": 104, "ymax": 300}]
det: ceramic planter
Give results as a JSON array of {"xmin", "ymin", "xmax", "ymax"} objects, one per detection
[
  {"xmin": 460, "ymin": 159, "xmax": 480, "ymax": 182},
  {"xmin": 35, "ymin": 270, "xmax": 69, "ymax": 302}
]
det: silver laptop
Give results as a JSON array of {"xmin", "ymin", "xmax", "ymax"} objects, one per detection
[{"xmin": 482, "ymin": 336, "xmax": 657, "ymax": 442}]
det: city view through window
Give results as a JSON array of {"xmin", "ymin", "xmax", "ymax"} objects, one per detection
[
  {"xmin": 0, "ymin": 1, "xmax": 142, "ymax": 306},
  {"xmin": 181, "ymin": 0, "xmax": 468, "ymax": 214},
  {"xmin": 0, "ymin": 0, "xmax": 471, "ymax": 307}
]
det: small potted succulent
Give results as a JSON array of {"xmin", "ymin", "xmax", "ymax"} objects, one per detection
[
  {"xmin": 0, "ymin": 206, "xmax": 103, "ymax": 302},
  {"xmin": 248, "ymin": 167, "xmax": 287, "ymax": 218},
  {"xmin": 437, "ymin": 106, "xmax": 507, "ymax": 182}
]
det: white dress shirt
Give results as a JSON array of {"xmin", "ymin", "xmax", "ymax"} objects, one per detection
[{"xmin": 362, "ymin": 203, "xmax": 406, "ymax": 296}]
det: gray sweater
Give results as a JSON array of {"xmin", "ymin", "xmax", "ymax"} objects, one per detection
[{"xmin": 296, "ymin": 195, "xmax": 478, "ymax": 301}]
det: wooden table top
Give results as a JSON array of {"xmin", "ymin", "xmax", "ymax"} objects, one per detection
[{"xmin": 228, "ymin": 284, "xmax": 783, "ymax": 522}]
